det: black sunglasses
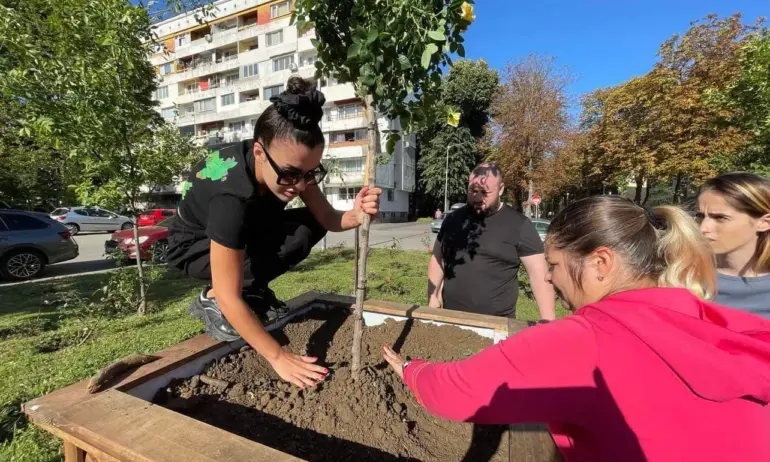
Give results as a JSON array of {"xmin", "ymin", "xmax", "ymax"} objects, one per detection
[{"xmin": 256, "ymin": 141, "xmax": 327, "ymax": 186}]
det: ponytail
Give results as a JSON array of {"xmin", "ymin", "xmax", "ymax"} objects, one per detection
[
  {"xmin": 548, "ymin": 196, "xmax": 716, "ymax": 301},
  {"xmin": 654, "ymin": 206, "xmax": 716, "ymax": 300}
]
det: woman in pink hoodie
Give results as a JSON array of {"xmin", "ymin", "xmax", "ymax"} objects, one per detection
[{"xmin": 383, "ymin": 196, "xmax": 770, "ymax": 462}]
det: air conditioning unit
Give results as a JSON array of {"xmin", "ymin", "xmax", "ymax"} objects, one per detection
[{"xmin": 205, "ymin": 34, "xmax": 213, "ymax": 42}]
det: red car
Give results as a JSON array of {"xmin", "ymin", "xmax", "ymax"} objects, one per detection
[
  {"xmin": 105, "ymin": 216, "xmax": 172, "ymax": 262},
  {"xmin": 137, "ymin": 209, "xmax": 176, "ymax": 227}
]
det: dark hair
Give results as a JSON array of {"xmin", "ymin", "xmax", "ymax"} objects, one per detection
[
  {"xmin": 253, "ymin": 76, "xmax": 325, "ymax": 149},
  {"xmin": 701, "ymin": 172, "xmax": 770, "ymax": 272},
  {"xmin": 547, "ymin": 195, "xmax": 715, "ymax": 299},
  {"xmin": 471, "ymin": 162, "xmax": 502, "ymax": 178}
]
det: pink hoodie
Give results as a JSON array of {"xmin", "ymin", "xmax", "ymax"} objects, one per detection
[{"xmin": 404, "ymin": 287, "xmax": 770, "ymax": 461}]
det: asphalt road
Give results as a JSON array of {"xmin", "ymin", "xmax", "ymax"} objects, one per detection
[{"xmin": 1, "ymin": 222, "xmax": 437, "ymax": 285}]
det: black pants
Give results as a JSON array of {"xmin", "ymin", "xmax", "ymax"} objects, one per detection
[{"xmin": 167, "ymin": 207, "xmax": 327, "ymax": 288}]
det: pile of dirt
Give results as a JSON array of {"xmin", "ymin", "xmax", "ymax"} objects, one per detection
[{"xmin": 156, "ymin": 307, "xmax": 508, "ymax": 461}]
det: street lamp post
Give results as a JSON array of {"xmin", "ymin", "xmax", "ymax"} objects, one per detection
[{"xmin": 445, "ymin": 143, "xmax": 461, "ymax": 213}]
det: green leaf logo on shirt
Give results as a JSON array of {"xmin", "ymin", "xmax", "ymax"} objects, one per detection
[
  {"xmin": 196, "ymin": 151, "xmax": 238, "ymax": 182},
  {"xmin": 180, "ymin": 181, "xmax": 192, "ymax": 199}
]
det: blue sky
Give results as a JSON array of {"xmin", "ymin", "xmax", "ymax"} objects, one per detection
[{"xmin": 463, "ymin": 0, "xmax": 766, "ymax": 104}]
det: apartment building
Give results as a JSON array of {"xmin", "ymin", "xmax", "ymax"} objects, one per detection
[{"xmin": 149, "ymin": 0, "xmax": 416, "ymax": 222}]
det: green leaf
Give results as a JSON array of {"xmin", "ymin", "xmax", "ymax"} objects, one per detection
[
  {"xmin": 310, "ymin": 38, "xmax": 320, "ymax": 48},
  {"xmin": 366, "ymin": 29, "xmax": 379, "ymax": 44},
  {"xmin": 450, "ymin": 42, "xmax": 458, "ymax": 53},
  {"xmin": 428, "ymin": 29, "xmax": 445, "ymax": 42},
  {"xmin": 348, "ymin": 43, "xmax": 362, "ymax": 59},
  {"xmin": 386, "ymin": 134, "xmax": 397, "ymax": 154},
  {"xmin": 421, "ymin": 43, "xmax": 439, "ymax": 68},
  {"xmin": 362, "ymin": 74, "xmax": 375, "ymax": 86},
  {"xmin": 397, "ymin": 55, "xmax": 411, "ymax": 70},
  {"xmin": 457, "ymin": 43, "xmax": 466, "ymax": 57}
]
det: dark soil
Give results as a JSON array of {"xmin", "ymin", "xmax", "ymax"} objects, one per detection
[{"xmin": 156, "ymin": 306, "xmax": 508, "ymax": 461}]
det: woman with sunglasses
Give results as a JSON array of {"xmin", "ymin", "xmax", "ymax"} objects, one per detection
[{"xmin": 167, "ymin": 77, "xmax": 381, "ymax": 388}]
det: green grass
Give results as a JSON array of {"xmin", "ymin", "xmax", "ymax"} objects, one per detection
[
  {"xmin": 415, "ymin": 217, "xmax": 434, "ymax": 223},
  {"xmin": 0, "ymin": 249, "xmax": 565, "ymax": 461}
]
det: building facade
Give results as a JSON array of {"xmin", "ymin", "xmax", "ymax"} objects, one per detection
[{"xmin": 149, "ymin": 0, "xmax": 416, "ymax": 222}]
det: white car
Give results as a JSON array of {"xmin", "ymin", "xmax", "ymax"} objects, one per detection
[{"xmin": 50, "ymin": 207, "xmax": 133, "ymax": 235}]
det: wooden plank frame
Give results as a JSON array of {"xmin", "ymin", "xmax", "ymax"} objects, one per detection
[{"xmin": 23, "ymin": 292, "xmax": 561, "ymax": 462}]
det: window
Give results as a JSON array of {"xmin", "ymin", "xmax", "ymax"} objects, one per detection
[
  {"xmin": 159, "ymin": 63, "xmax": 173, "ymax": 75},
  {"xmin": 161, "ymin": 210, "xmax": 174, "ymax": 217},
  {"xmin": 266, "ymin": 30, "xmax": 283, "ymax": 47},
  {"xmin": 89, "ymin": 208, "xmax": 112, "ymax": 218},
  {"xmin": 221, "ymin": 93, "xmax": 235, "ymax": 106},
  {"xmin": 229, "ymin": 121, "xmax": 245, "ymax": 132},
  {"xmin": 74, "ymin": 209, "xmax": 89, "ymax": 216},
  {"xmin": 224, "ymin": 74, "xmax": 239, "ymax": 86},
  {"xmin": 330, "ymin": 129, "xmax": 367, "ymax": 143},
  {"xmin": 196, "ymin": 97, "xmax": 216, "ymax": 113},
  {"xmin": 176, "ymin": 35, "xmax": 188, "ymax": 47},
  {"xmin": 270, "ymin": 0, "xmax": 290, "ymax": 18},
  {"xmin": 387, "ymin": 189, "xmax": 394, "ymax": 202},
  {"xmin": 337, "ymin": 103, "xmax": 363, "ymax": 120},
  {"xmin": 534, "ymin": 222, "xmax": 549, "ymax": 233},
  {"xmin": 339, "ymin": 187, "xmax": 361, "ymax": 201},
  {"xmin": 263, "ymin": 85, "xmax": 284, "ymax": 100},
  {"xmin": 161, "ymin": 107, "xmax": 177, "ymax": 119},
  {"xmin": 272, "ymin": 54, "xmax": 294, "ymax": 72},
  {"xmin": 299, "ymin": 54, "xmax": 317, "ymax": 67},
  {"xmin": 0, "ymin": 213, "xmax": 49, "ymax": 231},
  {"xmin": 51, "ymin": 208, "xmax": 69, "ymax": 216},
  {"xmin": 242, "ymin": 63, "xmax": 258, "ymax": 78},
  {"xmin": 179, "ymin": 104, "xmax": 194, "ymax": 116},
  {"xmin": 155, "ymin": 86, "xmax": 169, "ymax": 100},
  {"xmin": 339, "ymin": 158, "xmax": 363, "ymax": 173}
]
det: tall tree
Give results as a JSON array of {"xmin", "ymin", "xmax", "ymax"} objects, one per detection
[
  {"xmin": 491, "ymin": 54, "xmax": 572, "ymax": 216},
  {"xmin": 654, "ymin": 13, "xmax": 755, "ymax": 201},
  {"xmin": 293, "ymin": 0, "xmax": 475, "ymax": 378},
  {"xmin": 711, "ymin": 32, "xmax": 770, "ymax": 175},
  {"xmin": 418, "ymin": 59, "xmax": 498, "ymax": 206},
  {"xmin": 1, "ymin": 0, "xmax": 204, "ymax": 310}
]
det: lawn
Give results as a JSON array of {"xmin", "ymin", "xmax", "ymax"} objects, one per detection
[{"xmin": 0, "ymin": 248, "xmax": 565, "ymax": 461}]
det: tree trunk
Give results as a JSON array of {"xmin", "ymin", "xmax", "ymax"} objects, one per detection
[
  {"xmin": 642, "ymin": 178, "xmax": 654, "ymax": 205},
  {"xmin": 132, "ymin": 221, "xmax": 147, "ymax": 315},
  {"xmin": 672, "ymin": 174, "xmax": 682, "ymax": 204},
  {"xmin": 525, "ymin": 158, "xmax": 534, "ymax": 218},
  {"xmin": 352, "ymin": 94, "xmax": 377, "ymax": 381},
  {"xmin": 633, "ymin": 171, "xmax": 644, "ymax": 204}
]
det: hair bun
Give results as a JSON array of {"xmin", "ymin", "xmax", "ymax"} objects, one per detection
[{"xmin": 270, "ymin": 77, "xmax": 326, "ymax": 127}]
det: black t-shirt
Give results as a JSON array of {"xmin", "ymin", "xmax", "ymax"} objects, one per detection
[
  {"xmin": 435, "ymin": 204, "xmax": 544, "ymax": 317},
  {"xmin": 168, "ymin": 141, "xmax": 286, "ymax": 265}
]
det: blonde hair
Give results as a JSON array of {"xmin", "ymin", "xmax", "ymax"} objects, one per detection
[
  {"xmin": 701, "ymin": 172, "xmax": 770, "ymax": 273},
  {"xmin": 547, "ymin": 196, "xmax": 716, "ymax": 299}
]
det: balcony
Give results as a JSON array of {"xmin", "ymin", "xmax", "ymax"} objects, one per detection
[
  {"xmin": 177, "ymin": 55, "xmax": 240, "ymax": 80},
  {"xmin": 173, "ymin": 14, "xmax": 289, "ymax": 60},
  {"xmin": 327, "ymin": 143, "xmax": 368, "ymax": 159},
  {"xmin": 322, "ymin": 114, "xmax": 366, "ymax": 132},
  {"xmin": 321, "ymin": 83, "xmax": 357, "ymax": 103}
]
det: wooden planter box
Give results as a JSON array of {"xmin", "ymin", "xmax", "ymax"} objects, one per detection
[{"xmin": 24, "ymin": 292, "xmax": 562, "ymax": 462}]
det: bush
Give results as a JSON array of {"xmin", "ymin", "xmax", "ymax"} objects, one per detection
[{"xmin": 518, "ymin": 268, "xmax": 534, "ymax": 300}]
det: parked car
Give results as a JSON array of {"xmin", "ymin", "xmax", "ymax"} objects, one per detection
[
  {"xmin": 105, "ymin": 216, "xmax": 172, "ymax": 263},
  {"xmin": 431, "ymin": 203, "xmax": 466, "ymax": 233},
  {"xmin": 0, "ymin": 210, "xmax": 79, "ymax": 280},
  {"xmin": 138, "ymin": 208, "xmax": 176, "ymax": 227},
  {"xmin": 531, "ymin": 218, "xmax": 550, "ymax": 242},
  {"xmin": 50, "ymin": 207, "xmax": 133, "ymax": 235}
]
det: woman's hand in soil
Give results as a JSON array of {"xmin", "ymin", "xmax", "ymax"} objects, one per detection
[
  {"xmin": 353, "ymin": 186, "xmax": 381, "ymax": 225},
  {"xmin": 270, "ymin": 350, "xmax": 328, "ymax": 388},
  {"xmin": 382, "ymin": 345, "xmax": 406, "ymax": 381}
]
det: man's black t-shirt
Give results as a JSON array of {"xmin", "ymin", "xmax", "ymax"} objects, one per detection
[
  {"xmin": 167, "ymin": 141, "xmax": 286, "ymax": 268},
  {"xmin": 435, "ymin": 204, "xmax": 544, "ymax": 317}
]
